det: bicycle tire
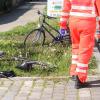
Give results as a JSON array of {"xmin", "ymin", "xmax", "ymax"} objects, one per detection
[
  {"xmin": 32, "ymin": 61, "xmax": 56, "ymax": 69},
  {"xmin": 95, "ymin": 39, "xmax": 100, "ymax": 52},
  {"xmin": 24, "ymin": 29, "xmax": 45, "ymax": 55},
  {"xmin": 16, "ymin": 60, "xmax": 57, "ymax": 71}
]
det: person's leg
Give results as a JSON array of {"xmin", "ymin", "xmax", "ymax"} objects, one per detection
[
  {"xmin": 69, "ymin": 19, "xmax": 80, "ymax": 77},
  {"xmin": 76, "ymin": 20, "xmax": 96, "ymax": 83}
]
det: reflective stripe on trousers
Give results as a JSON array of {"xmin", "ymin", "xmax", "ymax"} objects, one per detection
[{"xmin": 69, "ymin": 18, "xmax": 96, "ymax": 68}]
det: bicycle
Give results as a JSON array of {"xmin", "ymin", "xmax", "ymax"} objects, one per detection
[
  {"xmin": 23, "ymin": 10, "xmax": 71, "ymax": 54},
  {"xmin": 94, "ymin": 17, "xmax": 100, "ymax": 52},
  {"xmin": 0, "ymin": 55, "xmax": 56, "ymax": 80},
  {"xmin": 0, "ymin": 56, "xmax": 56, "ymax": 72}
]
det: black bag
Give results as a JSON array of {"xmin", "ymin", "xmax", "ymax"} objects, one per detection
[{"xmin": 0, "ymin": 70, "xmax": 16, "ymax": 78}]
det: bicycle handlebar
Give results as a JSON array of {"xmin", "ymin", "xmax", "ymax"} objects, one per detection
[{"xmin": 37, "ymin": 10, "xmax": 57, "ymax": 19}]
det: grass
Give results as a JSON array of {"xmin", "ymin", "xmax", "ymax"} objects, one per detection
[
  {"xmin": 0, "ymin": 39, "xmax": 71, "ymax": 77},
  {"xmin": 0, "ymin": 15, "xmax": 97, "ymax": 77}
]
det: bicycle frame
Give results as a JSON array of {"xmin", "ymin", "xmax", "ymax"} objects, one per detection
[
  {"xmin": 24, "ymin": 11, "xmax": 71, "ymax": 50},
  {"xmin": 37, "ymin": 13, "xmax": 60, "ymax": 40},
  {"xmin": 42, "ymin": 21, "xmax": 60, "ymax": 39}
]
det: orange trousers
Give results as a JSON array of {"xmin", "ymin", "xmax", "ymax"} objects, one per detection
[{"xmin": 69, "ymin": 17, "xmax": 96, "ymax": 82}]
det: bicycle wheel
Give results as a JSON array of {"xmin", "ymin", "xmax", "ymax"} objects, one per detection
[
  {"xmin": 17, "ymin": 60, "xmax": 57, "ymax": 72},
  {"xmin": 95, "ymin": 39, "xmax": 100, "ymax": 52},
  {"xmin": 24, "ymin": 29, "xmax": 45, "ymax": 55}
]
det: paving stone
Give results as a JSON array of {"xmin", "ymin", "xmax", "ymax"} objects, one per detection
[
  {"xmin": 65, "ymin": 95, "xmax": 77, "ymax": 100},
  {"xmin": 79, "ymin": 97, "xmax": 91, "ymax": 100},
  {"xmin": 28, "ymin": 93, "xmax": 41, "ymax": 100},
  {"xmin": 65, "ymin": 80, "xmax": 77, "ymax": 100},
  {"xmin": 0, "ymin": 76, "xmax": 100, "ymax": 100},
  {"xmin": 78, "ymin": 87, "xmax": 92, "ymax": 100},
  {"xmin": 91, "ymin": 88, "xmax": 100, "ymax": 94},
  {"xmin": 65, "ymin": 97, "xmax": 77, "ymax": 100},
  {"xmin": 91, "ymin": 95, "xmax": 100, "ymax": 100},
  {"xmin": 40, "ymin": 98, "xmax": 52, "ymax": 100},
  {"xmin": 1, "ymin": 81, "xmax": 23, "ymax": 100},
  {"xmin": 0, "ymin": 90, "xmax": 7, "ymax": 99},
  {"xmin": 53, "ymin": 97, "xmax": 64, "ymax": 100},
  {"xmin": 31, "ymin": 87, "xmax": 43, "ymax": 92},
  {"xmin": 42, "ymin": 88, "xmax": 53, "ymax": 95},
  {"xmin": 79, "ymin": 88, "xmax": 91, "ymax": 98},
  {"xmin": 34, "ymin": 79, "xmax": 45, "ymax": 84},
  {"xmin": 0, "ymin": 81, "xmax": 2, "ymax": 85},
  {"xmin": 2, "ymin": 92, "xmax": 18, "ymax": 100},
  {"xmin": 2, "ymin": 81, "xmax": 13, "ymax": 87},
  {"xmin": 40, "ymin": 94, "xmax": 52, "ymax": 100},
  {"xmin": 0, "ymin": 87, "xmax": 8, "ymax": 91},
  {"xmin": 23, "ymin": 81, "xmax": 33, "ymax": 87},
  {"xmin": 28, "ymin": 97, "xmax": 40, "ymax": 100},
  {"xmin": 15, "ymin": 96, "xmax": 27, "ymax": 100},
  {"xmin": 40, "ymin": 84, "xmax": 54, "ymax": 99}
]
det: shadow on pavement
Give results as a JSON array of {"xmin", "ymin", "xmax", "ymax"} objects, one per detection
[
  {"xmin": 0, "ymin": 9, "xmax": 28, "ymax": 25},
  {"xmin": 0, "ymin": 2, "xmax": 43, "ymax": 25},
  {"xmin": 86, "ymin": 80, "xmax": 100, "ymax": 88}
]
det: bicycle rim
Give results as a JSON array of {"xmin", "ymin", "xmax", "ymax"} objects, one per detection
[
  {"xmin": 30, "ymin": 61, "xmax": 57, "ymax": 72},
  {"xmin": 24, "ymin": 29, "xmax": 45, "ymax": 56}
]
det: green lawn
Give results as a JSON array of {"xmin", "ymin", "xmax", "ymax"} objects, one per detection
[{"xmin": 0, "ymin": 20, "xmax": 97, "ymax": 77}]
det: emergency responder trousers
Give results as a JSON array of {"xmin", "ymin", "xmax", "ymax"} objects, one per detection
[{"xmin": 69, "ymin": 17, "xmax": 96, "ymax": 83}]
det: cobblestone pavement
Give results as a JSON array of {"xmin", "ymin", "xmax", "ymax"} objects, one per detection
[
  {"xmin": 0, "ymin": 76, "xmax": 100, "ymax": 100},
  {"xmin": 0, "ymin": 1, "xmax": 100, "ymax": 100}
]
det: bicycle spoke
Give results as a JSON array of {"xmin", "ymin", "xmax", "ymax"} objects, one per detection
[{"xmin": 24, "ymin": 29, "xmax": 45, "ymax": 56}]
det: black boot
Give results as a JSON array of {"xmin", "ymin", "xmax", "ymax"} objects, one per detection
[{"xmin": 75, "ymin": 76, "xmax": 88, "ymax": 89}]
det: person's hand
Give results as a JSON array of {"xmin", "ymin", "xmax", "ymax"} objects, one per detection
[
  {"xmin": 54, "ymin": 29, "xmax": 69, "ymax": 42},
  {"xmin": 59, "ymin": 29, "xmax": 69, "ymax": 37}
]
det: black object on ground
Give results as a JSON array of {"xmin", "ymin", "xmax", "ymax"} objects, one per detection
[{"xmin": 0, "ymin": 70, "xmax": 16, "ymax": 78}]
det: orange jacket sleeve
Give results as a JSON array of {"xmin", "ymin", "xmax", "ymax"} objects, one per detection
[{"xmin": 59, "ymin": 0, "xmax": 71, "ymax": 29}]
